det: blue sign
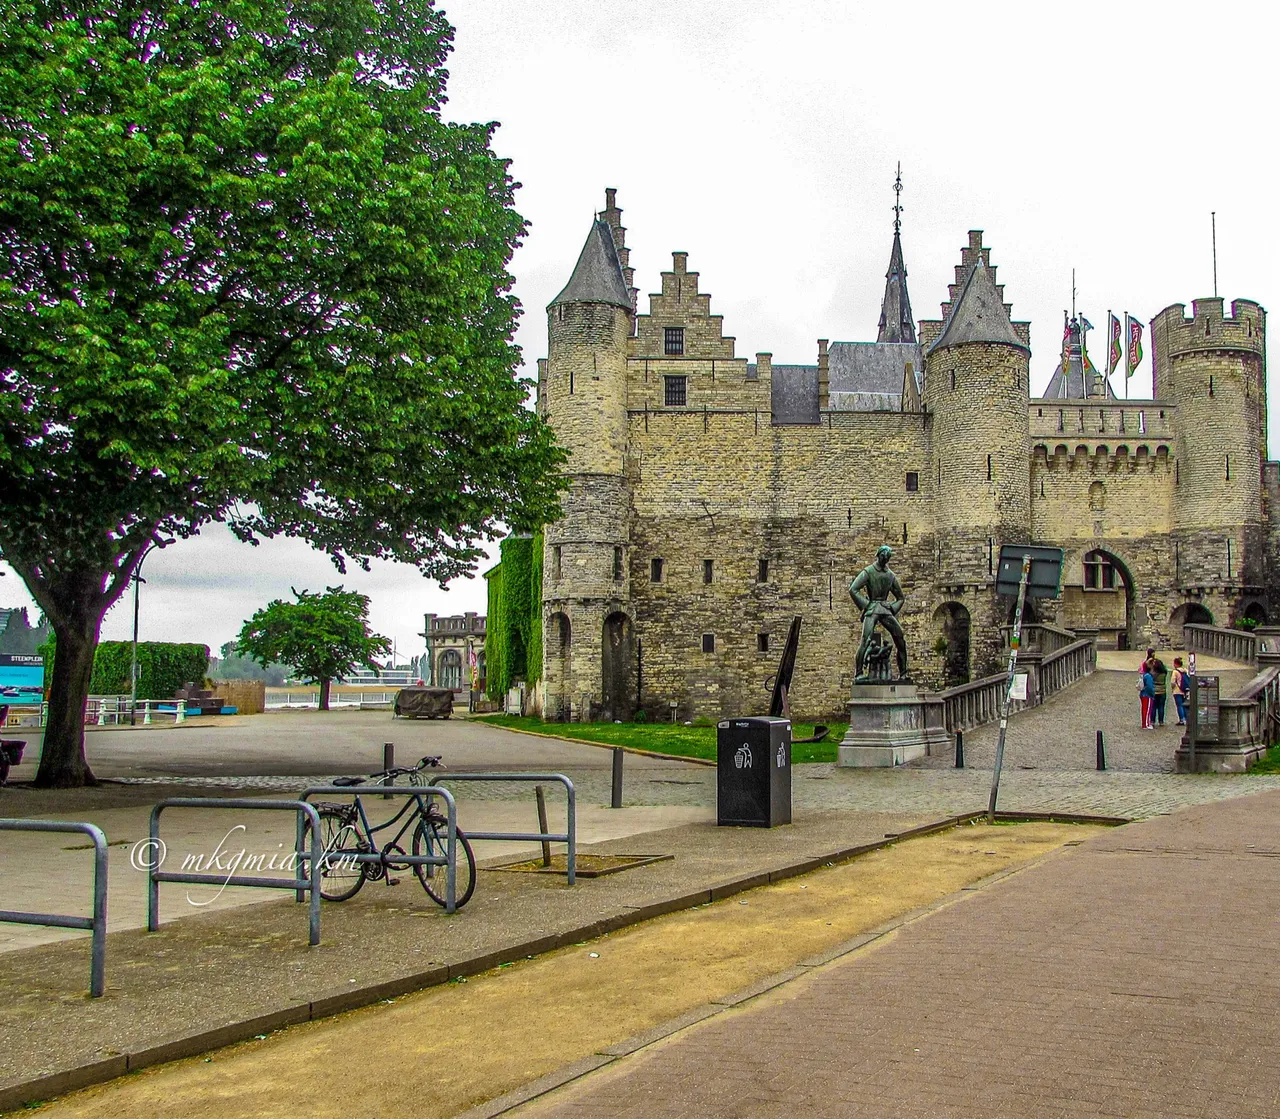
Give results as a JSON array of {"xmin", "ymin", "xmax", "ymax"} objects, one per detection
[{"xmin": 0, "ymin": 654, "xmax": 44, "ymax": 705}]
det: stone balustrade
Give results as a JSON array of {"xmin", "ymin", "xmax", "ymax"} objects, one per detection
[
  {"xmin": 1183, "ymin": 623, "xmax": 1257, "ymax": 667},
  {"xmin": 1177, "ymin": 665, "xmax": 1280, "ymax": 773}
]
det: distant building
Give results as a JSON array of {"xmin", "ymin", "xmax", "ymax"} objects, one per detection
[{"xmin": 420, "ymin": 612, "xmax": 487, "ymax": 693}]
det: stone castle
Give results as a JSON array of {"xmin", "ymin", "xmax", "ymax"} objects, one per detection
[{"xmin": 534, "ymin": 187, "xmax": 1272, "ymax": 722}]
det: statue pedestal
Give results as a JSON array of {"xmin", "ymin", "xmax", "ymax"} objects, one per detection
[{"xmin": 838, "ymin": 682, "xmax": 949, "ymax": 768}]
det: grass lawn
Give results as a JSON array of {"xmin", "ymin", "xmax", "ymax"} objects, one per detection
[
  {"xmin": 472, "ymin": 715, "xmax": 845, "ymax": 764},
  {"xmin": 1247, "ymin": 743, "xmax": 1280, "ymax": 774}
]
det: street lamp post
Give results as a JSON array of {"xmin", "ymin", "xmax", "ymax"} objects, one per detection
[{"xmin": 129, "ymin": 539, "xmax": 168, "ymax": 725}]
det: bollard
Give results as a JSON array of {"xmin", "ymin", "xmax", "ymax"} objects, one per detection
[
  {"xmin": 535, "ymin": 785, "xmax": 552, "ymax": 867},
  {"xmin": 954, "ymin": 730, "xmax": 964, "ymax": 769},
  {"xmin": 96, "ymin": 701, "xmax": 105, "ymax": 727},
  {"xmin": 143, "ymin": 701, "xmax": 152, "ymax": 726},
  {"xmin": 611, "ymin": 747, "xmax": 624, "ymax": 809},
  {"xmin": 1096, "ymin": 730, "xmax": 1106, "ymax": 771},
  {"xmin": 174, "ymin": 700, "xmax": 186, "ymax": 725},
  {"xmin": 383, "ymin": 742, "xmax": 394, "ymax": 798}
]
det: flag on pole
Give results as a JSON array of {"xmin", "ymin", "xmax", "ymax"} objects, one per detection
[
  {"xmin": 467, "ymin": 642, "xmax": 479, "ymax": 688},
  {"xmin": 1124, "ymin": 314, "xmax": 1143, "ymax": 378},
  {"xmin": 1107, "ymin": 312, "xmax": 1122, "ymax": 375},
  {"xmin": 1060, "ymin": 314, "xmax": 1071, "ymax": 378},
  {"xmin": 1080, "ymin": 316, "xmax": 1098, "ymax": 375}
]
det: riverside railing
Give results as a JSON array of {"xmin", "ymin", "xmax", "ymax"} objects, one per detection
[{"xmin": 1184, "ymin": 623, "xmax": 1257, "ymax": 667}]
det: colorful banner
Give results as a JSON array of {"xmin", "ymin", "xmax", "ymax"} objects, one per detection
[
  {"xmin": 467, "ymin": 643, "xmax": 479, "ymax": 688},
  {"xmin": 1060, "ymin": 316, "xmax": 1071, "ymax": 378},
  {"xmin": 1080, "ymin": 316, "xmax": 1098, "ymax": 376},
  {"xmin": 0, "ymin": 654, "xmax": 44, "ymax": 705},
  {"xmin": 1107, "ymin": 312, "xmax": 1122, "ymax": 375},
  {"xmin": 1125, "ymin": 314, "xmax": 1144, "ymax": 377}
]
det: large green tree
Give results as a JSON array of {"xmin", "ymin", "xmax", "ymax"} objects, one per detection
[
  {"xmin": 237, "ymin": 586, "xmax": 388, "ymax": 710},
  {"xmin": 0, "ymin": 0, "xmax": 564, "ymax": 785}
]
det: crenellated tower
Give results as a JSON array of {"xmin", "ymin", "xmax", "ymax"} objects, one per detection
[
  {"xmin": 539, "ymin": 193, "xmax": 636, "ymax": 720},
  {"xmin": 1152, "ymin": 297, "xmax": 1267, "ymax": 617},
  {"xmin": 921, "ymin": 232, "xmax": 1032, "ymax": 673}
]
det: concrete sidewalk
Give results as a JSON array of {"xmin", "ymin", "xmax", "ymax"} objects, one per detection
[{"xmin": 514, "ymin": 788, "xmax": 1280, "ymax": 1118}]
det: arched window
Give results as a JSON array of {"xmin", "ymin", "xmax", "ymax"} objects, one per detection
[{"xmin": 439, "ymin": 649, "xmax": 463, "ymax": 690}]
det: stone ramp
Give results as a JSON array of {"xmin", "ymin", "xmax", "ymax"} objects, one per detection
[{"xmin": 515, "ymin": 788, "xmax": 1280, "ymax": 1118}]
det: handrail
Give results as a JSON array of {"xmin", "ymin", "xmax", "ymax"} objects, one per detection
[
  {"xmin": 147, "ymin": 799, "xmax": 322, "ymax": 944},
  {"xmin": 1184, "ymin": 623, "xmax": 1257, "ymax": 666},
  {"xmin": 0, "ymin": 819, "xmax": 108, "ymax": 996},
  {"xmin": 429, "ymin": 773, "xmax": 576, "ymax": 886},
  {"xmin": 298, "ymin": 784, "xmax": 459, "ymax": 913}
]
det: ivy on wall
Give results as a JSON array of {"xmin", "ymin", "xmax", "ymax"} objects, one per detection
[
  {"xmin": 38, "ymin": 637, "xmax": 210, "ymax": 700},
  {"xmin": 484, "ymin": 530, "xmax": 543, "ymax": 699}
]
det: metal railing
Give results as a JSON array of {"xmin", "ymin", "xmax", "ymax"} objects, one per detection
[
  {"xmin": 0, "ymin": 820, "xmax": 108, "ymax": 996},
  {"xmin": 429, "ymin": 773, "xmax": 577, "ymax": 885},
  {"xmin": 298, "ymin": 785, "xmax": 460, "ymax": 913},
  {"xmin": 265, "ymin": 691, "xmax": 397, "ymax": 709},
  {"xmin": 147, "ymin": 799, "xmax": 323, "ymax": 945},
  {"xmin": 1184, "ymin": 623, "xmax": 1257, "ymax": 667}
]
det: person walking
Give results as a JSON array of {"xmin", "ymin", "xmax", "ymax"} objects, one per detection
[
  {"xmin": 1151, "ymin": 656, "xmax": 1169, "ymax": 726},
  {"xmin": 1138, "ymin": 659, "xmax": 1155, "ymax": 729},
  {"xmin": 1171, "ymin": 657, "xmax": 1190, "ymax": 725}
]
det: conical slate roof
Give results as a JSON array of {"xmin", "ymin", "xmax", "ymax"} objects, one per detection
[
  {"xmin": 1042, "ymin": 316, "xmax": 1116, "ymax": 399},
  {"xmin": 926, "ymin": 260, "xmax": 1028, "ymax": 354},
  {"xmin": 549, "ymin": 219, "xmax": 632, "ymax": 310},
  {"xmin": 877, "ymin": 231, "xmax": 916, "ymax": 343}
]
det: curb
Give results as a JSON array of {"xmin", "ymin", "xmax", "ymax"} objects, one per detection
[{"xmin": 0, "ymin": 808, "xmax": 1127, "ymax": 1114}]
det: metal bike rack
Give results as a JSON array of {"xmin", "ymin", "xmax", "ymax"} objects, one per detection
[
  {"xmin": 298, "ymin": 785, "xmax": 460, "ymax": 914},
  {"xmin": 147, "ymin": 799, "xmax": 323, "ymax": 946},
  {"xmin": 428, "ymin": 773, "xmax": 577, "ymax": 885},
  {"xmin": 0, "ymin": 819, "xmax": 108, "ymax": 997}
]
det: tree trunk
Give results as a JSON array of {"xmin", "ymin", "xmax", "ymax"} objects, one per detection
[
  {"xmin": 36, "ymin": 607, "xmax": 102, "ymax": 787},
  {"xmin": 319, "ymin": 677, "xmax": 331, "ymax": 711}
]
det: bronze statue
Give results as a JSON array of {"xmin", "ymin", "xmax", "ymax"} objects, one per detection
[{"xmin": 849, "ymin": 544, "xmax": 909, "ymax": 683}]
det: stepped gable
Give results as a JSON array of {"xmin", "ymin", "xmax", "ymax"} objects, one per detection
[
  {"xmin": 926, "ymin": 231, "xmax": 1029, "ymax": 354},
  {"xmin": 549, "ymin": 218, "xmax": 632, "ymax": 310}
]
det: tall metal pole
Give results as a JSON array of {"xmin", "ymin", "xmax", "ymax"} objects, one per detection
[
  {"xmin": 1211, "ymin": 212, "xmax": 1218, "ymax": 298},
  {"xmin": 129, "ymin": 540, "xmax": 165, "ymax": 725},
  {"xmin": 988, "ymin": 553, "xmax": 1032, "ymax": 823}
]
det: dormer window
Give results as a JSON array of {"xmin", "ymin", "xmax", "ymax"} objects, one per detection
[{"xmin": 664, "ymin": 327, "xmax": 684, "ymax": 356}]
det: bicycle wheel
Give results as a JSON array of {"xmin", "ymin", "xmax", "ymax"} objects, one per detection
[
  {"xmin": 412, "ymin": 817, "xmax": 476, "ymax": 909},
  {"xmin": 300, "ymin": 805, "xmax": 370, "ymax": 902}
]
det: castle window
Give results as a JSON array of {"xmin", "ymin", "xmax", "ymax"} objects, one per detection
[
  {"xmin": 701, "ymin": 633, "xmax": 715, "ymax": 653},
  {"xmin": 664, "ymin": 375, "xmax": 687, "ymax": 407},
  {"xmin": 757, "ymin": 633, "xmax": 769, "ymax": 653},
  {"xmin": 758, "ymin": 558, "xmax": 769, "ymax": 583},
  {"xmin": 613, "ymin": 546, "xmax": 624, "ymax": 581},
  {"xmin": 1209, "ymin": 376, "xmax": 1214, "ymax": 398},
  {"xmin": 553, "ymin": 545, "xmax": 562, "ymax": 580},
  {"xmin": 1057, "ymin": 410, "xmax": 1065, "ymax": 433},
  {"xmin": 702, "ymin": 558, "xmax": 713, "ymax": 584},
  {"xmin": 950, "ymin": 370, "xmax": 956, "ymax": 391},
  {"xmin": 1226, "ymin": 455, "xmax": 1231, "ymax": 482},
  {"xmin": 1083, "ymin": 550, "xmax": 1116, "ymax": 590},
  {"xmin": 905, "ymin": 472, "xmax": 919, "ymax": 493},
  {"xmin": 986, "ymin": 454, "xmax": 993, "ymax": 481},
  {"xmin": 651, "ymin": 557, "xmax": 665, "ymax": 583},
  {"xmin": 664, "ymin": 327, "xmax": 685, "ymax": 356}
]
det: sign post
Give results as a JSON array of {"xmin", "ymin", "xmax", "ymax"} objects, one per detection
[{"xmin": 989, "ymin": 545, "xmax": 1065, "ymax": 823}]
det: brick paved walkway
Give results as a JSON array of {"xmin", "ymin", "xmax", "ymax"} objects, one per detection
[{"xmin": 516, "ymin": 788, "xmax": 1280, "ymax": 1118}]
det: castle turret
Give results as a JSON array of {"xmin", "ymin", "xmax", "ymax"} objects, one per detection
[
  {"xmin": 1153, "ymin": 298, "xmax": 1267, "ymax": 611},
  {"xmin": 922, "ymin": 232, "xmax": 1031, "ymax": 672},
  {"xmin": 540, "ymin": 193, "xmax": 635, "ymax": 720}
]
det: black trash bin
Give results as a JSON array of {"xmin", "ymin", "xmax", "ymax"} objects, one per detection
[{"xmin": 717, "ymin": 716, "xmax": 791, "ymax": 827}]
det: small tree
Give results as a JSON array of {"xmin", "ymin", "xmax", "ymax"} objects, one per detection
[{"xmin": 237, "ymin": 587, "xmax": 390, "ymax": 710}]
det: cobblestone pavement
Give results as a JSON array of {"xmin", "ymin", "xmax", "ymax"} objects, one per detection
[
  {"xmin": 516, "ymin": 789, "xmax": 1280, "ymax": 1119},
  {"xmin": 914, "ymin": 666, "xmax": 1256, "ymax": 773}
]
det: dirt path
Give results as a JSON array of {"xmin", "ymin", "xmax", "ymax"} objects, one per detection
[{"xmin": 25, "ymin": 821, "xmax": 1103, "ymax": 1119}]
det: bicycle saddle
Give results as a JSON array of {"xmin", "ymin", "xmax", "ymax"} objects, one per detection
[{"xmin": 332, "ymin": 775, "xmax": 365, "ymax": 787}]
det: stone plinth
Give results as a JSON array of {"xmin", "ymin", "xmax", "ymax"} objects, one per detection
[{"xmin": 839, "ymin": 682, "xmax": 950, "ymax": 768}]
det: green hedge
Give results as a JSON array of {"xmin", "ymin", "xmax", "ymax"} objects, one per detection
[
  {"xmin": 39, "ymin": 636, "xmax": 209, "ymax": 699},
  {"xmin": 484, "ymin": 530, "xmax": 543, "ymax": 700}
]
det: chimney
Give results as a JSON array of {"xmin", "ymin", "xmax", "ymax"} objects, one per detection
[{"xmin": 817, "ymin": 339, "xmax": 830, "ymax": 410}]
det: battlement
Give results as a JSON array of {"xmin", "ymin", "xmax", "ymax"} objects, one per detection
[{"xmin": 1151, "ymin": 298, "xmax": 1265, "ymax": 359}]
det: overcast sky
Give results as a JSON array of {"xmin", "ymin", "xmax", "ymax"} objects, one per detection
[{"xmin": 4, "ymin": 0, "xmax": 1277, "ymax": 659}]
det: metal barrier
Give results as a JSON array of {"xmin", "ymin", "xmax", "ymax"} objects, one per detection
[
  {"xmin": 0, "ymin": 819, "xmax": 108, "ymax": 996},
  {"xmin": 298, "ymin": 785, "xmax": 460, "ymax": 913},
  {"xmin": 429, "ymin": 773, "xmax": 576, "ymax": 886},
  {"xmin": 147, "ymin": 799, "xmax": 323, "ymax": 945}
]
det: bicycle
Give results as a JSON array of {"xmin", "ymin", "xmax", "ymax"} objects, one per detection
[{"xmin": 300, "ymin": 755, "xmax": 476, "ymax": 909}]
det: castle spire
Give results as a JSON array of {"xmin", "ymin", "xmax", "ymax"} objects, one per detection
[
  {"xmin": 877, "ymin": 163, "xmax": 916, "ymax": 343},
  {"xmin": 549, "ymin": 215, "xmax": 632, "ymax": 311}
]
